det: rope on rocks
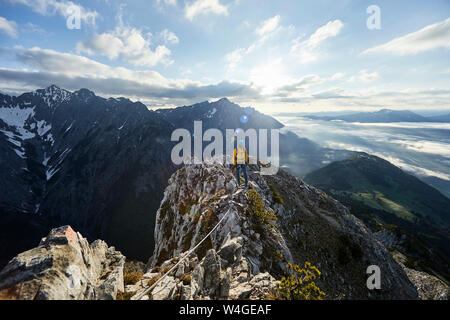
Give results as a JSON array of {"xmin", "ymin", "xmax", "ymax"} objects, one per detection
[{"xmin": 135, "ymin": 198, "xmax": 239, "ymax": 300}]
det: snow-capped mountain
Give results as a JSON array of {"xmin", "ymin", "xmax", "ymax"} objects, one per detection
[{"xmin": 0, "ymin": 86, "xmax": 353, "ymax": 267}]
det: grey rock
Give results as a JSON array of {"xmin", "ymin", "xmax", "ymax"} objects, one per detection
[
  {"xmin": 151, "ymin": 276, "xmax": 177, "ymax": 300},
  {"xmin": 218, "ymin": 235, "xmax": 243, "ymax": 267},
  {"xmin": 0, "ymin": 226, "xmax": 125, "ymax": 300},
  {"xmin": 201, "ymin": 249, "xmax": 221, "ymax": 296}
]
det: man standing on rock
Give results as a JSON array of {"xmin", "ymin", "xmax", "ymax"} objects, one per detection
[{"xmin": 233, "ymin": 140, "xmax": 248, "ymax": 189}]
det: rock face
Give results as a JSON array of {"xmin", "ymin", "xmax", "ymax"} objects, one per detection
[
  {"xmin": 0, "ymin": 85, "xmax": 175, "ymax": 265},
  {"xmin": 0, "ymin": 226, "xmax": 125, "ymax": 300},
  {"xmin": 389, "ymin": 250, "xmax": 448, "ymax": 300},
  {"xmin": 131, "ymin": 163, "xmax": 419, "ymax": 300}
]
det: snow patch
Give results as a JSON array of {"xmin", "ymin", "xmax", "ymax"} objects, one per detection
[
  {"xmin": 14, "ymin": 148, "xmax": 26, "ymax": 159},
  {"xmin": 65, "ymin": 121, "xmax": 75, "ymax": 133},
  {"xmin": 36, "ymin": 120, "xmax": 52, "ymax": 136},
  {"xmin": 118, "ymin": 121, "xmax": 127, "ymax": 130},
  {"xmin": 45, "ymin": 148, "xmax": 71, "ymax": 181}
]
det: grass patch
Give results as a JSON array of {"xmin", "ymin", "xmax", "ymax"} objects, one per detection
[
  {"xmin": 123, "ymin": 271, "xmax": 143, "ymax": 286},
  {"xmin": 269, "ymin": 183, "xmax": 284, "ymax": 205},
  {"xmin": 116, "ymin": 291, "xmax": 136, "ymax": 300}
]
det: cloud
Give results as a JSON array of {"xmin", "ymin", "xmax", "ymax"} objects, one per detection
[
  {"xmin": 0, "ymin": 46, "xmax": 260, "ymax": 104},
  {"xmin": 156, "ymin": 0, "xmax": 177, "ymax": 6},
  {"xmin": 225, "ymin": 48, "xmax": 244, "ymax": 71},
  {"xmin": 256, "ymin": 15, "xmax": 280, "ymax": 36},
  {"xmin": 0, "ymin": 17, "xmax": 18, "ymax": 38},
  {"xmin": 348, "ymin": 70, "xmax": 380, "ymax": 83},
  {"xmin": 291, "ymin": 19, "xmax": 344, "ymax": 63},
  {"xmin": 185, "ymin": 0, "xmax": 228, "ymax": 21},
  {"xmin": 273, "ymin": 74, "xmax": 324, "ymax": 97},
  {"xmin": 6, "ymin": 0, "xmax": 98, "ymax": 27},
  {"xmin": 363, "ymin": 18, "xmax": 450, "ymax": 55},
  {"xmin": 358, "ymin": 70, "xmax": 380, "ymax": 82},
  {"xmin": 76, "ymin": 20, "xmax": 174, "ymax": 67},
  {"xmin": 330, "ymin": 72, "xmax": 345, "ymax": 80},
  {"xmin": 312, "ymin": 88, "xmax": 353, "ymax": 100},
  {"xmin": 158, "ymin": 29, "xmax": 179, "ymax": 44},
  {"xmin": 225, "ymin": 15, "xmax": 282, "ymax": 71}
]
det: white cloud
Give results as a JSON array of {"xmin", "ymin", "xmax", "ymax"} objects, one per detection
[
  {"xmin": 158, "ymin": 29, "xmax": 179, "ymax": 45},
  {"xmin": 0, "ymin": 17, "xmax": 18, "ymax": 38},
  {"xmin": 225, "ymin": 48, "xmax": 244, "ymax": 71},
  {"xmin": 0, "ymin": 46, "xmax": 260, "ymax": 105},
  {"xmin": 348, "ymin": 70, "xmax": 380, "ymax": 83},
  {"xmin": 330, "ymin": 72, "xmax": 345, "ymax": 80},
  {"xmin": 77, "ymin": 23, "xmax": 173, "ymax": 67},
  {"xmin": 185, "ymin": 0, "xmax": 228, "ymax": 21},
  {"xmin": 359, "ymin": 70, "xmax": 380, "ymax": 82},
  {"xmin": 291, "ymin": 19, "xmax": 344, "ymax": 63},
  {"xmin": 363, "ymin": 18, "xmax": 450, "ymax": 55},
  {"xmin": 225, "ymin": 15, "xmax": 282, "ymax": 71},
  {"xmin": 256, "ymin": 15, "xmax": 280, "ymax": 36},
  {"xmin": 156, "ymin": 0, "xmax": 177, "ymax": 6},
  {"xmin": 7, "ymin": 0, "xmax": 98, "ymax": 27}
]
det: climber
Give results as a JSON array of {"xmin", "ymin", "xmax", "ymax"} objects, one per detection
[{"xmin": 233, "ymin": 140, "xmax": 248, "ymax": 188}]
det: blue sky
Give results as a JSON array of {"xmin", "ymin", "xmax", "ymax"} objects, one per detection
[{"xmin": 0, "ymin": 0, "xmax": 449, "ymax": 113}]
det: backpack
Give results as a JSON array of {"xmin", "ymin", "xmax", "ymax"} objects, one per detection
[{"xmin": 236, "ymin": 146, "xmax": 246, "ymax": 164}]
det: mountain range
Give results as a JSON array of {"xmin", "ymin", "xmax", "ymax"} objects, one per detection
[
  {"xmin": 301, "ymin": 109, "xmax": 450, "ymax": 123},
  {"xmin": 0, "ymin": 86, "xmax": 448, "ymax": 287},
  {"xmin": 0, "ymin": 85, "xmax": 353, "ymax": 268}
]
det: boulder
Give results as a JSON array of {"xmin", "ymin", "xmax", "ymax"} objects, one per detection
[{"xmin": 0, "ymin": 226, "xmax": 125, "ymax": 300}]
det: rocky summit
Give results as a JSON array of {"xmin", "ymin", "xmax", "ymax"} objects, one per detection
[{"xmin": 126, "ymin": 162, "xmax": 419, "ymax": 300}]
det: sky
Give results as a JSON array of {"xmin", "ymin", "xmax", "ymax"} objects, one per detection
[{"xmin": 0, "ymin": 0, "xmax": 449, "ymax": 113}]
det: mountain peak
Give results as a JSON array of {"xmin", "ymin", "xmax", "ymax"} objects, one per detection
[
  {"xmin": 34, "ymin": 85, "xmax": 72, "ymax": 108},
  {"xmin": 74, "ymin": 88, "xmax": 96, "ymax": 101},
  {"xmin": 217, "ymin": 97, "xmax": 231, "ymax": 103}
]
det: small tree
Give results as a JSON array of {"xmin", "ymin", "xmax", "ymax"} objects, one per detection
[{"xmin": 276, "ymin": 262, "xmax": 325, "ymax": 300}]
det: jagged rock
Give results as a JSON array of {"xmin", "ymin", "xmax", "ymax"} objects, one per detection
[
  {"xmin": 180, "ymin": 284, "xmax": 193, "ymax": 300},
  {"xmin": 151, "ymin": 276, "xmax": 177, "ymax": 300},
  {"xmin": 219, "ymin": 268, "xmax": 232, "ymax": 298},
  {"xmin": 142, "ymin": 162, "xmax": 420, "ymax": 300},
  {"xmin": 248, "ymin": 273, "xmax": 277, "ymax": 300},
  {"xmin": 0, "ymin": 226, "xmax": 125, "ymax": 300},
  {"xmin": 402, "ymin": 268, "xmax": 448, "ymax": 300},
  {"xmin": 218, "ymin": 235, "xmax": 243, "ymax": 267},
  {"xmin": 201, "ymin": 249, "xmax": 222, "ymax": 296}
]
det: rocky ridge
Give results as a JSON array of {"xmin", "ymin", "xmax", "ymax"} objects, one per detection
[{"xmin": 126, "ymin": 163, "xmax": 418, "ymax": 300}]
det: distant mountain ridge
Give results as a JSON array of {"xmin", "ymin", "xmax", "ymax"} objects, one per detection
[{"xmin": 302, "ymin": 109, "xmax": 450, "ymax": 123}]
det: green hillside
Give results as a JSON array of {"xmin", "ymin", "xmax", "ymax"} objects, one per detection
[
  {"xmin": 304, "ymin": 153, "xmax": 449, "ymax": 229},
  {"xmin": 304, "ymin": 153, "xmax": 450, "ymax": 281}
]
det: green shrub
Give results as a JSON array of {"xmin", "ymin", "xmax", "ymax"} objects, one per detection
[
  {"xmin": 247, "ymin": 189, "xmax": 277, "ymax": 225},
  {"xmin": 275, "ymin": 262, "xmax": 325, "ymax": 300}
]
